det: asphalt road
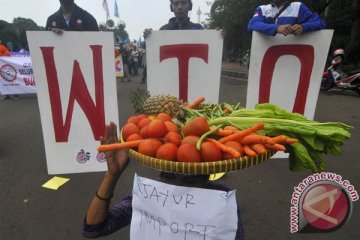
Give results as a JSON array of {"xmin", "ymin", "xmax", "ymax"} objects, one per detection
[{"xmin": 0, "ymin": 72, "xmax": 359, "ymax": 240}]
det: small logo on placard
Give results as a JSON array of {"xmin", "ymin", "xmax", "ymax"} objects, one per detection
[
  {"xmin": 96, "ymin": 152, "xmax": 107, "ymax": 163},
  {"xmin": 0, "ymin": 64, "xmax": 17, "ymax": 82},
  {"xmin": 76, "ymin": 149, "xmax": 90, "ymax": 164}
]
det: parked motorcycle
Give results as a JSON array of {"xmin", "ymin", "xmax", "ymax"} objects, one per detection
[{"xmin": 320, "ymin": 49, "xmax": 360, "ymax": 95}]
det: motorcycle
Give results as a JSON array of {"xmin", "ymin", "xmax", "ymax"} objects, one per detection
[{"xmin": 320, "ymin": 63, "xmax": 360, "ymax": 95}]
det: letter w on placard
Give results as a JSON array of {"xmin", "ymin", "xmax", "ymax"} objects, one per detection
[
  {"xmin": 160, "ymin": 44, "xmax": 208, "ymax": 102},
  {"xmin": 40, "ymin": 45, "xmax": 105, "ymax": 142},
  {"xmin": 259, "ymin": 45, "xmax": 314, "ymax": 114}
]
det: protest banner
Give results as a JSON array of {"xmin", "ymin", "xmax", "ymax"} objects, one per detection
[
  {"xmin": 146, "ymin": 30, "xmax": 223, "ymax": 103},
  {"xmin": 27, "ymin": 31, "xmax": 118, "ymax": 174},
  {"xmin": 0, "ymin": 56, "xmax": 36, "ymax": 94},
  {"xmin": 130, "ymin": 174, "xmax": 238, "ymax": 240},
  {"xmin": 246, "ymin": 30, "xmax": 333, "ymax": 119}
]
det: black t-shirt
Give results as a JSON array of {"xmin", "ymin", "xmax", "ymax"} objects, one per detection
[
  {"xmin": 46, "ymin": 4, "xmax": 99, "ymax": 31},
  {"xmin": 160, "ymin": 17, "xmax": 204, "ymax": 30}
]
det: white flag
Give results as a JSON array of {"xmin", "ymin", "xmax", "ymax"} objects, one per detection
[{"xmin": 102, "ymin": 0, "xmax": 110, "ymax": 19}]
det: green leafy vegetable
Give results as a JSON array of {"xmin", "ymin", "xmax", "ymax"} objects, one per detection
[{"xmin": 208, "ymin": 103, "xmax": 352, "ymax": 172}]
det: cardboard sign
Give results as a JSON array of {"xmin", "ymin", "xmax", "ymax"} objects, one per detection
[
  {"xmin": 146, "ymin": 30, "xmax": 223, "ymax": 103},
  {"xmin": 27, "ymin": 31, "xmax": 119, "ymax": 174},
  {"xmin": 0, "ymin": 56, "xmax": 36, "ymax": 94},
  {"xmin": 246, "ymin": 30, "xmax": 333, "ymax": 119},
  {"xmin": 130, "ymin": 174, "xmax": 238, "ymax": 240}
]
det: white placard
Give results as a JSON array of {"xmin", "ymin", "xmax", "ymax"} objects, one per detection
[
  {"xmin": 146, "ymin": 30, "xmax": 223, "ymax": 103},
  {"xmin": 247, "ymin": 30, "xmax": 333, "ymax": 158},
  {"xmin": 0, "ymin": 56, "xmax": 36, "ymax": 94},
  {"xmin": 246, "ymin": 30, "xmax": 333, "ymax": 119},
  {"xmin": 27, "ymin": 31, "xmax": 119, "ymax": 174},
  {"xmin": 130, "ymin": 174, "xmax": 238, "ymax": 240}
]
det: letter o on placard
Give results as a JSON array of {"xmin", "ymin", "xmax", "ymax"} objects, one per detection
[{"xmin": 170, "ymin": 222, "xmax": 179, "ymax": 233}]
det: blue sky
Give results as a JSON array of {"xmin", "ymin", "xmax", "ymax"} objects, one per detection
[{"xmin": 1, "ymin": 0, "xmax": 211, "ymax": 41}]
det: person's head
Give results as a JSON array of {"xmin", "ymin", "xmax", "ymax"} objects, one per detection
[
  {"xmin": 159, "ymin": 171, "xmax": 210, "ymax": 188},
  {"xmin": 60, "ymin": 0, "xmax": 74, "ymax": 7},
  {"xmin": 0, "ymin": 40, "xmax": 2, "ymax": 44},
  {"xmin": 170, "ymin": 0, "xmax": 193, "ymax": 21}
]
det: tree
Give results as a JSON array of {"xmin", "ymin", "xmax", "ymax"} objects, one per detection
[{"xmin": 0, "ymin": 18, "xmax": 43, "ymax": 51}]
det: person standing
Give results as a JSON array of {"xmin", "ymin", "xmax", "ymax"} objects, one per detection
[
  {"xmin": 144, "ymin": 0, "xmax": 204, "ymax": 39},
  {"xmin": 248, "ymin": 0, "xmax": 325, "ymax": 36},
  {"xmin": 46, "ymin": 0, "xmax": 99, "ymax": 34}
]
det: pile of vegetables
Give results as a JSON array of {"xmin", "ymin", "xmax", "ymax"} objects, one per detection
[
  {"xmin": 98, "ymin": 97, "xmax": 352, "ymax": 173},
  {"xmin": 196, "ymin": 103, "xmax": 352, "ymax": 172}
]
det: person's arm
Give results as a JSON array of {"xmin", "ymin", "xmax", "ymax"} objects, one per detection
[
  {"xmin": 83, "ymin": 122, "xmax": 131, "ymax": 238},
  {"xmin": 297, "ymin": 3, "xmax": 325, "ymax": 33},
  {"xmin": 46, "ymin": 16, "xmax": 64, "ymax": 35},
  {"xmin": 248, "ymin": 6, "xmax": 279, "ymax": 36}
]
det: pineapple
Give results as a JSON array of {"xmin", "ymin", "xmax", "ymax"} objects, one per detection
[
  {"xmin": 129, "ymin": 88, "xmax": 151, "ymax": 114},
  {"xmin": 143, "ymin": 94, "xmax": 183, "ymax": 116}
]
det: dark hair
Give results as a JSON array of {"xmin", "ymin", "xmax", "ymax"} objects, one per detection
[
  {"xmin": 170, "ymin": 0, "xmax": 193, "ymax": 11},
  {"xmin": 160, "ymin": 171, "xmax": 210, "ymax": 185}
]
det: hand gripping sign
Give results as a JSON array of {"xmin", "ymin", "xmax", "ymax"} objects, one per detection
[
  {"xmin": 131, "ymin": 174, "xmax": 238, "ymax": 240},
  {"xmin": 146, "ymin": 30, "xmax": 223, "ymax": 103},
  {"xmin": 246, "ymin": 30, "xmax": 333, "ymax": 119},
  {"xmin": 27, "ymin": 32, "xmax": 119, "ymax": 174}
]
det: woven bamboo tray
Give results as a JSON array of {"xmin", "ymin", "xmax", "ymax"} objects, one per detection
[{"xmin": 128, "ymin": 148, "xmax": 276, "ymax": 175}]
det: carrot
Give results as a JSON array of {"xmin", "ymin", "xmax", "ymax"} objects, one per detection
[
  {"xmin": 286, "ymin": 138, "xmax": 298, "ymax": 144},
  {"xmin": 219, "ymin": 122, "xmax": 265, "ymax": 144},
  {"xmin": 214, "ymin": 129, "xmax": 234, "ymax": 137},
  {"xmin": 97, "ymin": 139, "xmax": 144, "ymax": 152},
  {"xmin": 243, "ymin": 145, "xmax": 257, "ymax": 157},
  {"xmin": 206, "ymin": 138, "xmax": 241, "ymax": 158},
  {"xmin": 272, "ymin": 135, "xmax": 287, "ymax": 144},
  {"xmin": 187, "ymin": 96, "xmax": 205, "ymax": 109},
  {"xmin": 240, "ymin": 134, "xmax": 275, "ymax": 145},
  {"xmin": 251, "ymin": 144, "xmax": 267, "ymax": 155},
  {"xmin": 264, "ymin": 143, "xmax": 286, "ymax": 151},
  {"xmin": 224, "ymin": 126, "xmax": 238, "ymax": 131}
]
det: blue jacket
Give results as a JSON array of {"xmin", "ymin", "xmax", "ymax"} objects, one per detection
[{"xmin": 248, "ymin": 2, "xmax": 325, "ymax": 36}]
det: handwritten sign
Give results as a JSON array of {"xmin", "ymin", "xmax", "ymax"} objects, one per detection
[
  {"xmin": 146, "ymin": 30, "xmax": 223, "ymax": 103},
  {"xmin": 27, "ymin": 31, "xmax": 119, "ymax": 174},
  {"xmin": 130, "ymin": 174, "xmax": 238, "ymax": 240}
]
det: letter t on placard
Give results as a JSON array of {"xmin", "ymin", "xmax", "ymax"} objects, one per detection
[{"xmin": 160, "ymin": 44, "xmax": 208, "ymax": 102}]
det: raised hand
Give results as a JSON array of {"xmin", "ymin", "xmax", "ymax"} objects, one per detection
[{"xmin": 100, "ymin": 122, "xmax": 129, "ymax": 176}]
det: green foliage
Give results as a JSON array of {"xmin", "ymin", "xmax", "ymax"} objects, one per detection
[
  {"xmin": 0, "ymin": 18, "xmax": 43, "ymax": 51},
  {"xmin": 209, "ymin": 103, "xmax": 352, "ymax": 172}
]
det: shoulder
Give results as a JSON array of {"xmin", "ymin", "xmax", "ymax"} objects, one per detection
[
  {"xmin": 189, "ymin": 22, "xmax": 204, "ymax": 30},
  {"xmin": 47, "ymin": 9, "xmax": 61, "ymax": 21},
  {"xmin": 76, "ymin": 5, "xmax": 93, "ymax": 17},
  {"xmin": 256, "ymin": 4, "xmax": 273, "ymax": 16},
  {"xmin": 160, "ymin": 17, "xmax": 176, "ymax": 30}
]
